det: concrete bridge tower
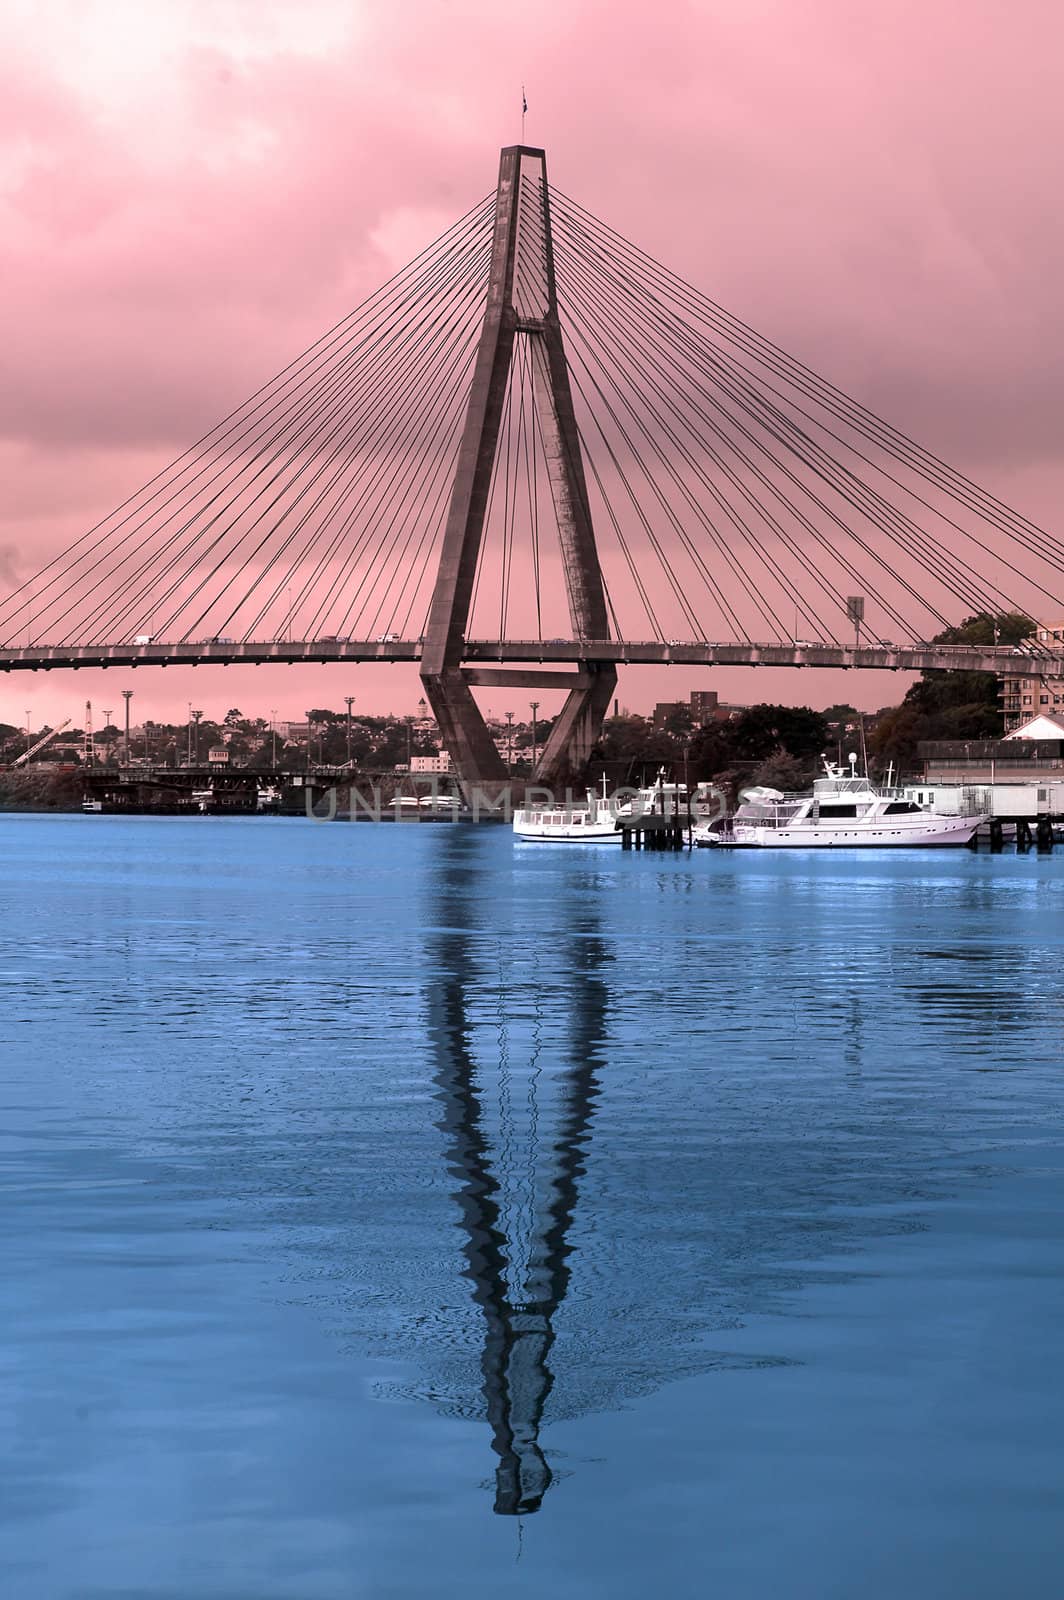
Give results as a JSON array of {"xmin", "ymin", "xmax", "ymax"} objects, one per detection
[{"xmin": 419, "ymin": 146, "xmax": 616, "ymax": 793}]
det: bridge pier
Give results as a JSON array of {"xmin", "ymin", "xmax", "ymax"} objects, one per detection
[
  {"xmin": 534, "ymin": 664, "xmax": 617, "ymax": 785},
  {"xmin": 421, "ymin": 669, "xmax": 507, "ymax": 787}
]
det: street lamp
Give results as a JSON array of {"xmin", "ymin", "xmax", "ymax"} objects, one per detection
[
  {"xmin": 529, "ymin": 700, "xmax": 539, "ymax": 773},
  {"xmin": 505, "ymin": 710, "xmax": 514, "ymax": 776},
  {"xmin": 345, "ymin": 696, "xmax": 354, "ymax": 766},
  {"xmin": 270, "ymin": 709, "xmax": 278, "ymax": 767},
  {"xmin": 846, "ymin": 594, "xmax": 865, "ymax": 649},
  {"xmin": 191, "ymin": 709, "xmax": 203, "ymax": 766},
  {"xmin": 102, "ymin": 711, "xmax": 113, "ymax": 765},
  {"xmin": 122, "ymin": 690, "xmax": 133, "ymax": 766},
  {"xmin": 24, "ymin": 710, "xmax": 32, "ymax": 759}
]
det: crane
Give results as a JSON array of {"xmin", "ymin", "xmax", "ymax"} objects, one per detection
[{"xmin": 11, "ymin": 718, "xmax": 73, "ymax": 767}]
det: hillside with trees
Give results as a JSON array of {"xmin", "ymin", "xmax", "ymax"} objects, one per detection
[{"xmin": 870, "ymin": 611, "xmax": 1035, "ymax": 772}]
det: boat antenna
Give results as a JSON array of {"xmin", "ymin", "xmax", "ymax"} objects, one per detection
[{"xmin": 858, "ymin": 713, "xmax": 869, "ymax": 778}]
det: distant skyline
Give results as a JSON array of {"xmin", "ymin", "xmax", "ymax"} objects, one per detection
[{"xmin": 4, "ymin": 0, "xmax": 1063, "ymax": 725}]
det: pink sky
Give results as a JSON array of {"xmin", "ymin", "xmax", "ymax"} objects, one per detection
[{"xmin": 4, "ymin": 0, "xmax": 1064, "ymax": 731}]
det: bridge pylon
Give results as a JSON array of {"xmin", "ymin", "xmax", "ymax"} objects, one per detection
[{"xmin": 420, "ymin": 146, "xmax": 616, "ymax": 793}]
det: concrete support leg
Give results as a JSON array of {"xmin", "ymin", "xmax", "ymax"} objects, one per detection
[
  {"xmin": 421, "ymin": 670, "xmax": 507, "ymax": 797},
  {"xmin": 535, "ymin": 664, "xmax": 617, "ymax": 787}
]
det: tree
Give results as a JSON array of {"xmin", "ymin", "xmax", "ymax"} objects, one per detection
[
  {"xmin": 592, "ymin": 715, "xmax": 680, "ymax": 777},
  {"xmin": 750, "ymin": 752, "xmax": 813, "ymax": 792},
  {"xmin": 659, "ymin": 705, "xmax": 694, "ymax": 736},
  {"xmin": 688, "ymin": 721, "xmax": 736, "ymax": 780},
  {"xmin": 726, "ymin": 704, "xmax": 829, "ymax": 763},
  {"xmin": 870, "ymin": 610, "xmax": 1035, "ymax": 772},
  {"xmin": 933, "ymin": 610, "xmax": 1034, "ymax": 647}
]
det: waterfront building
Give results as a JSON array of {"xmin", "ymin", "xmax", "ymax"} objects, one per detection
[
  {"xmin": 918, "ymin": 718, "xmax": 1064, "ymax": 786},
  {"xmin": 904, "ymin": 778, "xmax": 1064, "ymax": 820},
  {"xmin": 999, "ymin": 617, "xmax": 1064, "ymax": 730},
  {"xmin": 651, "ymin": 689, "xmax": 743, "ymax": 728},
  {"xmin": 1004, "ymin": 711, "xmax": 1064, "ymax": 741}
]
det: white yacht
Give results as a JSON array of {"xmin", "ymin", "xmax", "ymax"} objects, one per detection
[{"xmin": 694, "ymin": 759, "xmax": 986, "ymax": 849}]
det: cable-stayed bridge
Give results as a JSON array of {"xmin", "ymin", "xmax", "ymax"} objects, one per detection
[{"xmin": 3, "ymin": 144, "xmax": 1062, "ymax": 787}]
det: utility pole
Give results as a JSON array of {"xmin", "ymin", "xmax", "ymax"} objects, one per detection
[
  {"xmin": 102, "ymin": 710, "xmax": 113, "ymax": 765},
  {"xmin": 345, "ymin": 696, "xmax": 354, "ymax": 765},
  {"xmin": 406, "ymin": 715, "xmax": 414, "ymax": 770},
  {"xmin": 187, "ymin": 702, "xmax": 193, "ymax": 766},
  {"xmin": 270, "ymin": 709, "xmax": 277, "ymax": 767},
  {"xmin": 191, "ymin": 709, "xmax": 203, "ymax": 766},
  {"xmin": 305, "ymin": 713, "xmax": 313, "ymax": 773},
  {"xmin": 84, "ymin": 701, "xmax": 94, "ymax": 768},
  {"xmin": 505, "ymin": 710, "xmax": 514, "ymax": 776},
  {"xmin": 24, "ymin": 710, "xmax": 32, "ymax": 760},
  {"xmin": 122, "ymin": 690, "xmax": 133, "ymax": 766},
  {"xmin": 529, "ymin": 700, "xmax": 539, "ymax": 772}
]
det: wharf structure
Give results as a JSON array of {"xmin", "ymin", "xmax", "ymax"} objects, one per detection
[{"xmin": 911, "ymin": 713, "xmax": 1064, "ymax": 844}]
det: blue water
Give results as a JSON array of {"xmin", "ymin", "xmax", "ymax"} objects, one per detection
[{"xmin": 2, "ymin": 815, "xmax": 1063, "ymax": 1598}]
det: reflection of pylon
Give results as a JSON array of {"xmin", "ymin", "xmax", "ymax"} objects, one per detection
[{"xmin": 420, "ymin": 146, "xmax": 616, "ymax": 792}]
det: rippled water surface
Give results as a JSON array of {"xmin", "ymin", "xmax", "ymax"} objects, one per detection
[{"xmin": 3, "ymin": 815, "xmax": 1064, "ymax": 1598}]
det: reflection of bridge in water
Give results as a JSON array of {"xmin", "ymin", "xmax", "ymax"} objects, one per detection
[
  {"xmin": 428, "ymin": 829, "xmax": 606, "ymax": 1513},
  {"xmin": 3, "ymin": 144, "xmax": 1062, "ymax": 793},
  {"xmin": 206, "ymin": 829, "xmax": 1062, "ymax": 1519},
  {"xmin": 413, "ymin": 833, "xmax": 1034, "ymax": 1516}
]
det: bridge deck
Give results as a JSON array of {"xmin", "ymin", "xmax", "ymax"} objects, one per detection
[{"xmin": 1, "ymin": 639, "xmax": 1060, "ymax": 676}]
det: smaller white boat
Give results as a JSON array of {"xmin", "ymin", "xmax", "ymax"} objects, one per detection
[
  {"xmin": 418, "ymin": 793, "xmax": 461, "ymax": 813},
  {"xmin": 513, "ymin": 776, "xmax": 622, "ymax": 843}
]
